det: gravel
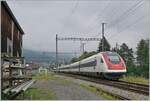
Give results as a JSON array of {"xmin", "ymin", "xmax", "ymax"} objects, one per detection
[
  {"xmin": 56, "ymin": 74, "xmax": 149, "ymax": 100},
  {"xmin": 30, "ymin": 78, "xmax": 104, "ymax": 100},
  {"xmin": 29, "ymin": 73, "xmax": 149, "ymax": 100}
]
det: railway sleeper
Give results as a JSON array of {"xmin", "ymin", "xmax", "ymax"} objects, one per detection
[{"xmin": 58, "ymin": 72, "xmax": 149, "ymax": 95}]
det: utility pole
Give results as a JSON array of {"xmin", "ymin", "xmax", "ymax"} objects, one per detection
[
  {"xmin": 82, "ymin": 43, "xmax": 85, "ymax": 53},
  {"xmin": 102, "ymin": 23, "xmax": 106, "ymax": 51},
  {"xmin": 56, "ymin": 36, "xmax": 101, "ymax": 64},
  {"xmin": 80, "ymin": 41, "xmax": 86, "ymax": 54},
  {"xmin": 56, "ymin": 34, "xmax": 58, "ymax": 71},
  {"xmin": 116, "ymin": 42, "xmax": 118, "ymax": 51}
]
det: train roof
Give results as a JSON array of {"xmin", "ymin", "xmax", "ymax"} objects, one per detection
[
  {"xmin": 100, "ymin": 51, "xmax": 118, "ymax": 54},
  {"xmin": 58, "ymin": 51, "xmax": 119, "ymax": 69}
]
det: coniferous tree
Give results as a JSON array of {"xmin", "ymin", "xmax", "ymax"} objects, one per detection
[
  {"xmin": 117, "ymin": 43, "xmax": 134, "ymax": 64},
  {"xmin": 114, "ymin": 43, "xmax": 135, "ymax": 75},
  {"xmin": 136, "ymin": 39, "xmax": 149, "ymax": 78},
  {"xmin": 98, "ymin": 36, "xmax": 110, "ymax": 52}
]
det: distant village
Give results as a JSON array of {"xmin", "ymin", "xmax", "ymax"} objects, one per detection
[{"xmin": 25, "ymin": 61, "xmax": 51, "ymax": 76}]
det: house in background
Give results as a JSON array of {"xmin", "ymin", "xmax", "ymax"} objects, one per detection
[
  {"xmin": 39, "ymin": 66, "xmax": 48, "ymax": 75},
  {"xmin": 25, "ymin": 62, "xmax": 40, "ymax": 76}
]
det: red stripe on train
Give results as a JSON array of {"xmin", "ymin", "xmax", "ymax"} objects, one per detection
[{"xmin": 102, "ymin": 53, "xmax": 126, "ymax": 70}]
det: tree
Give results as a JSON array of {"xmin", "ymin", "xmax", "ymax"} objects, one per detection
[
  {"xmin": 136, "ymin": 39, "xmax": 149, "ymax": 78},
  {"xmin": 113, "ymin": 43, "xmax": 135, "ymax": 75},
  {"xmin": 117, "ymin": 43, "xmax": 134, "ymax": 64},
  {"xmin": 70, "ymin": 57, "xmax": 78, "ymax": 63},
  {"xmin": 137, "ymin": 39, "xmax": 149, "ymax": 66}
]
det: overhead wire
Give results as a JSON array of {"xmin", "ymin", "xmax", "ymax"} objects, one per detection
[
  {"xmin": 60, "ymin": 0, "xmax": 79, "ymax": 54},
  {"xmin": 106, "ymin": 0, "xmax": 146, "ymax": 40},
  {"xmin": 82, "ymin": 2, "xmax": 112, "ymax": 50},
  {"xmin": 109, "ymin": 14, "xmax": 149, "ymax": 49},
  {"xmin": 83, "ymin": 7, "xmax": 113, "ymax": 50},
  {"xmin": 70, "ymin": 0, "xmax": 79, "ymax": 17},
  {"xmin": 62, "ymin": 0, "xmax": 147, "ymax": 53},
  {"xmin": 85, "ymin": 1, "xmax": 111, "ymax": 33},
  {"xmin": 100, "ymin": 0, "xmax": 144, "ymax": 41},
  {"xmin": 107, "ymin": 0, "xmax": 143, "ymax": 28},
  {"xmin": 84, "ymin": 0, "xmax": 145, "ymax": 51},
  {"xmin": 117, "ymin": 14, "xmax": 149, "ymax": 35}
]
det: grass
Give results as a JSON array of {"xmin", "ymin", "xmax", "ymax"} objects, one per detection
[
  {"xmin": 22, "ymin": 88, "xmax": 56, "ymax": 100},
  {"xmin": 79, "ymin": 83, "xmax": 116, "ymax": 100},
  {"xmin": 32, "ymin": 72, "xmax": 73, "ymax": 85},
  {"xmin": 32, "ymin": 73, "xmax": 59, "ymax": 81},
  {"xmin": 31, "ymin": 73, "xmax": 116, "ymax": 100},
  {"xmin": 16, "ymin": 73, "xmax": 74, "ymax": 100},
  {"xmin": 120, "ymin": 76, "xmax": 149, "ymax": 85}
]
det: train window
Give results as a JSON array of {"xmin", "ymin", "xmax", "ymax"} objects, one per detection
[
  {"xmin": 101, "ymin": 58, "xmax": 104, "ymax": 63},
  {"xmin": 107, "ymin": 53, "xmax": 120, "ymax": 64}
]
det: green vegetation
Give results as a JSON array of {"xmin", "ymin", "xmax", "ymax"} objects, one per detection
[
  {"xmin": 20, "ymin": 73, "xmax": 74, "ymax": 100},
  {"xmin": 71, "ymin": 36, "xmax": 111, "ymax": 63},
  {"xmin": 114, "ymin": 39, "xmax": 149, "ymax": 78},
  {"xmin": 70, "ymin": 38, "xmax": 149, "ymax": 82},
  {"xmin": 120, "ymin": 76, "xmax": 149, "ymax": 85},
  {"xmin": 22, "ymin": 88, "xmax": 55, "ymax": 100},
  {"xmin": 136, "ymin": 39, "xmax": 149, "ymax": 78},
  {"xmin": 98, "ymin": 36, "xmax": 111, "ymax": 52},
  {"xmin": 32, "ymin": 73, "xmax": 72, "ymax": 85},
  {"xmin": 80, "ymin": 84, "xmax": 116, "ymax": 100},
  {"xmin": 71, "ymin": 38, "xmax": 149, "ymax": 79},
  {"xmin": 32, "ymin": 73, "xmax": 59, "ymax": 81}
]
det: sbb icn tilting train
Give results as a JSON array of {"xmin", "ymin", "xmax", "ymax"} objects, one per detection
[{"xmin": 57, "ymin": 51, "xmax": 127, "ymax": 79}]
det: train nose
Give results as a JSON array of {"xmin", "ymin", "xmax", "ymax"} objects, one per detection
[
  {"xmin": 102, "ymin": 52, "xmax": 126, "ymax": 70},
  {"xmin": 108, "ymin": 64, "xmax": 125, "ymax": 70}
]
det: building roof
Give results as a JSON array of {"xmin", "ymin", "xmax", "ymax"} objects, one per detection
[{"xmin": 1, "ymin": 1, "xmax": 25, "ymax": 35}]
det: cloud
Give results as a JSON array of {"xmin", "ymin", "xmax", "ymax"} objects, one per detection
[{"xmin": 7, "ymin": 0, "xmax": 150, "ymax": 53}]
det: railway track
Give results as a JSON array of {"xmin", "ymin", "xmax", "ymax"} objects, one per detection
[
  {"xmin": 58, "ymin": 73, "xmax": 149, "ymax": 96},
  {"xmin": 89, "ymin": 85, "xmax": 130, "ymax": 100}
]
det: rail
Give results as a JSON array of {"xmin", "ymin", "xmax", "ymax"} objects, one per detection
[
  {"xmin": 58, "ymin": 72, "xmax": 149, "ymax": 96},
  {"xmin": 89, "ymin": 85, "xmax": 130, "ymax": 100}
]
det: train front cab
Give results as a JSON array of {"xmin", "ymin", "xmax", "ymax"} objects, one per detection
[{"xmin": 101, "ymin": 52, "xmax": 127, "ymax": 80}]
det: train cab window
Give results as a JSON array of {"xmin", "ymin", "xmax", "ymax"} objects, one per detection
[
  {"xmin": 101, "ymin": 58, "xmax": 104, "ymax": 63},
  {"xmin": 107, "ymin": 53, "xmax": 120, "ymax": 64}
]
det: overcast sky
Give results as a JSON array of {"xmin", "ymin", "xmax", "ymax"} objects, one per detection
[{"xmin": 7, "ymin": 0, "xmax": 150, "ymax": 53}]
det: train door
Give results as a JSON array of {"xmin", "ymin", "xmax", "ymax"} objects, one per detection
[
  {"xmin": 93, "ymin": 57, "xmax": 97, "ymax": 72},
  {"xmin": 99, "ymin": 56, "xmax": 105, "ymax": 72}
]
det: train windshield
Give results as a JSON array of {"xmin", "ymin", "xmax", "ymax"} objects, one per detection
[{"xmin": 107, "ymin": 53, "xmax": 120, "ymax": 64}]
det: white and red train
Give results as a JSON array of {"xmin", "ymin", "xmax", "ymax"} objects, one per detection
[{"xmin": 57, "ymin": 51, "xmax": 127, "ymax": 79}]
